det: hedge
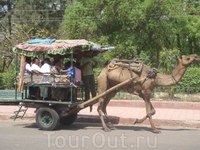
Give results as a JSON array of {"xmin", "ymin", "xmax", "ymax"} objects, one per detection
[{"xmin": 0, "ymin": 70, "xmax": 16, "ymax": 90}]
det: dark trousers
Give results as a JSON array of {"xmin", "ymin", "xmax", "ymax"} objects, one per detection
[
  {"xmin": 82, "ymin": 75, "xmax": 96, "ymax": 101},
  {"xmin": 30, "ymin": 86, "xmax": 39, "ymax": 97}
]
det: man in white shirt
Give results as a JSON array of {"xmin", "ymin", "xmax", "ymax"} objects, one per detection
[
  {"xmin": 29, "ymin": 57, "xmax": 41, "ymax": 99},
  {"xmin": 24, "ymin": 57, "xmax": 33, "ymax": 99},
  {"xmin": 41, "ymin": 58, "xmax": 51, "ymax": 73},
  {"xmin": 40, "ymin": 58, "xmax": 52, "ymax": 99},
  {"xmin": 31, "ymin": 57, "xmax": 42, "ymax": 73},
  {"xmin": 24, "ymin": 57, "xmax": 32, "ymax": 75}
]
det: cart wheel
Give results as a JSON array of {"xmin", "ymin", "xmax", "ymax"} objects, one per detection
[
  {"xmin": 60, "ymin": 113, "xmax": 77, "ymax": 125},
  {"xmin": 36, "ymin": 107, "xmax": 60, "ymax": 130}
]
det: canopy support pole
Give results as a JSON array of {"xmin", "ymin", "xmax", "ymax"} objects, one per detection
[{"xmin": 17, "ymin": 55, "xmax": 26, "ymax": 93}]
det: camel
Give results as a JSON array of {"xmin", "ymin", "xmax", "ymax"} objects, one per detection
[{"xmin": 97, "ymin": 54, "xmax": 200, "ymax": 133}]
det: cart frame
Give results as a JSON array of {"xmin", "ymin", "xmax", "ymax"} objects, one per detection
[{"xmin": 0, "ymin": 39, "xmax": 115, "ymax": 130}]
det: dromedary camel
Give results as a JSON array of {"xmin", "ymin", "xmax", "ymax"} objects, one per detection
[{"xmin": 97, "ymin": 54, "xmax": 199, "ymax": 133}]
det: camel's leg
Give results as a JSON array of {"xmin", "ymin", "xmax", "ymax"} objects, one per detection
[
  {"xmin": 146, "ymin": 100, "xmax": 156, "ymax": 116},
  {"xmin": 97, "ymin": 68, "xmax": 111, "ymax": 132},
  {"xmin": 98, "ymin": 97, "xmax": 111, "ymax": 132},
  {"xmin": 102, "ymin": 91, "xmax": 117, "ymax": 130},
  {"xmin": 135, "ymin": 89, "xmax": 160, "ymax": 133},
  {"xmin": 134, "ymin": 93, "xmax": 150, "ymax": 124},
  {"xmin": 149, "ymin": 116, "xmax": 160, "ymax": 133},
  {"xmin": 145, "ymin": 100, "xmax": 160, "ymax": 133}
]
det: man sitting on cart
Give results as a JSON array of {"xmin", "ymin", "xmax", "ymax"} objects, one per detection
[
  {"xmin": 51, "ymin": 59, "xmax": 73, "ymax": 101},
  {"xmin": 28, "ymin": 57, "xmax": 42, "ymax": 99},
  {"xmin": 40, "ymin": 58, "xmax": 52, "ymax": 99}
]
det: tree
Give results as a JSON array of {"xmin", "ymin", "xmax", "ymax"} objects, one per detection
[
  {"xmin": 175, "ymin": 0, "xmax": 200, "ymax": 55},
  {"xmin": 60, "ymin": 0, "xmax": 200, "ymax": 68},
  {"xmin": 0, "ymin": 0, "xmax": 68, "ymax": 72}
]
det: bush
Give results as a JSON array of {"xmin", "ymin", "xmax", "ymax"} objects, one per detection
[
  {"xmin": 155, "ymin": 67, "xmax": 200, "ymax": 95},
  {"xmin": 178, "ymin": 67, "xmax": 200, "ymax": 90},
  {"xmin": 0, "ymin": 70, "xmax": 16, "ymax": 90}
]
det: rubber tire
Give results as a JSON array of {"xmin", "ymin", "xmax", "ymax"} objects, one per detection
[
  {"xmin": 36, "ymin": 107, "xmax": 60, "ymax": 130},
  {"xmin": 60, "ymin": 113, "xmax": 77, "ymax": 125}
]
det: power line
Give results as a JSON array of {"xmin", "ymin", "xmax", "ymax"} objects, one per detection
[
  {"xmin": 1, "ymin": 9, "xmax": 199, "ymax": 20},
  {"xmin": 3, "ymin": 1, "xmax": 200, "ymax": 12},
  {"xmin": 0, "ymin": 14, "xmax": 199, "ymax": 23},
  {"xmin": 0, "ymin": 9, "xmax": 199, "ymax": 23}
]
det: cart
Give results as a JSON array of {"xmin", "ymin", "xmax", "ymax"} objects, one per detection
[{"xmin": 0, "ymin": 39, "xmax": 134, "ymax": 131}]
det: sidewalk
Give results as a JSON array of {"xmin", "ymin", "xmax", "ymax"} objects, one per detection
[{"xmin": 0, "ymin": 100, "xmax": 200, "ymax": 128}]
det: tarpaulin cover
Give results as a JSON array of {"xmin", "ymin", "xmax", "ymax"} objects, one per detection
[{"xmin": 13, "ymin": 39, "xmax": 114, "ymax": 57}]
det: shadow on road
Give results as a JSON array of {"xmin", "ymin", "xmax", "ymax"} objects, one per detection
[{"xmin": 17, "ymin": 121, "xmax": 197, "ymax": 133}]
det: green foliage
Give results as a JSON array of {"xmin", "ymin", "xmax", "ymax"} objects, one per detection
[
  {"xmin": 60, "ymin": 0, "xmax": 200, "ymax": 67},
  {"xmin": 61, "ymin": 2, "xmax": 98, "ymax": 39},
  {"xmin": 167, "ymin": 86, "xmax": 176, "ymax": 98},
  {"xmin": 136, "ymin": 51, "xmax": 153, "ymax": 67},
  {"xmin": 178, "ymin": 67, "xmax": 200, "ymax": 89},
  {"xmin": 159, "ymin": 48, "xmax": 180, "ymax": 73},
  {"xmin": 0, "ymin": 70, "xmax": 16, "ymax": 89},
  {"xmin": 11, "ymin": 0, "xmax": 67, "ymax": 30}
]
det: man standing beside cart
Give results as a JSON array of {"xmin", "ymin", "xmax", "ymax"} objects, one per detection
[{"xmin": 80, "ymin": 51, "xmax": 97, "ymax": 102}]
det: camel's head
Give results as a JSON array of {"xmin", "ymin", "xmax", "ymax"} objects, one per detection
[{"xmin": 179, "ymin": 54, "xmax": 200, "ymax": 66}]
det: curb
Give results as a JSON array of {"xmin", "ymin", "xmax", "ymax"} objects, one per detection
[{"xmin": 108, "ymin": 100, "xmax": 200, "ymax": 110}]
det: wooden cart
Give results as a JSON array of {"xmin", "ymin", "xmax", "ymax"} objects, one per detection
[{"xmin": 0, "ymin": 39, "xmax": 130, "ymax": 130}]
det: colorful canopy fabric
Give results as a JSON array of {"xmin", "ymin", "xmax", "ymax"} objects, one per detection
[{"xmin": 13, "ymin": 39, "xmax": 114, "ymax": 57}]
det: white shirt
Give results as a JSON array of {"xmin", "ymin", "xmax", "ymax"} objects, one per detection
[
  {"xmin": 41, "ymin": 63, "xmax": 51, "ymax": 73},
  {"xmin": 31, "ymin": 64, "xmax": 42, "ymax": 73},
  {"xmin": 24, "ymin": 63, "xmax": 32, "ymax": 75}
]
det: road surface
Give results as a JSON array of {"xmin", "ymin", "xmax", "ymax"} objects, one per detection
[{"xmin": 0, "ymin": 120, "xmax": 199, "ymax": 150}]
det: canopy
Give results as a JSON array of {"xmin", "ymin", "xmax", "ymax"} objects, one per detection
[{"xmin": 13, "ymin": 39, "xmax": 114, "ymax": 57}]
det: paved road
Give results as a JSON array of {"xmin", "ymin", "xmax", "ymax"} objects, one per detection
[{"xmin": 0, "ymin": 120, "xmax": 200, "ymax": 150}]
